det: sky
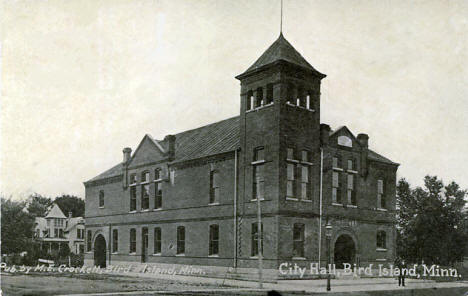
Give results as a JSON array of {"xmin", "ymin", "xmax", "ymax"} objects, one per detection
[{"xmin": 1, "ymin": 0, "xmax": 467, "ymax": 200}]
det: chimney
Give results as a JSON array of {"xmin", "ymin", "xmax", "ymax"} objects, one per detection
[
  {"xmin": 357, "ymin": 133, "xmax": 369, "ymax": 177},
  {"xmin": 123, "ymin": 147, "xmax": 132, "ymax": 163},
  {"xmin": 68, "ymin": 211, "xmax": 72, "ymax": 218},
  {"xmin": 164, "ymin": 135, "xmax": 176, "ymax": 160},
  {"xmin": 320, "ymin": 124, "xmax": 331, "ymax": 147}
]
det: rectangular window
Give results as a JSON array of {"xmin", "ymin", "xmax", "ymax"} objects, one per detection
[
  {"xmin": 253, "ymin": 164, "xmax": 265, "ymax": 200},
  {"xmin": 347, "ymin": 159, "xmax": 355, "ymax": 171},
  {"xmin": 130, "ymin": 187, "xmax": 137, "ymax": 211},
  {"xmin": 54, "ymin": 229, "xmax": 58, "ymax": 238},
  {"xmin": 209, "ymin": 224, "xmax": 219, "ymax": 256},
  {"xmin": 112, "ymin": 229, "xmax": 118, "ymax": 253},
  {"xmin": 301, "ymin": 150, "xmax": 309, "ymax": 162},
  {"xmin": 251, "ymin": 222, "xmax": 263, "ymax": 257},
  {"xmin": 209, "ymin": 170, "xmax": 220, "ymax": 204},
  {"xmin": 377, "ymin": 231, "xmax": 387, "ymax": 249},
  {"xmin": 130, "ymin": 174, "xmax": 137, "ymax": 184},
  {"xmin": 266, "ymin": 84, "xmax": 273, "ymax": 104},
  {"xmin": 87, "ymin": 230, "xmax": 92, "ymax": 251},
  {"xmin": 99, "ymin": 190, "xmax": 104, "ymax": 208},
  {"xmin": 155, "ymin": 182, "xmax": 162, "ymax": 209},
  {"xmin": 377, "ymin": 179, "xmax": 385, "ymax": 208},
  {"xmin": 130, "ymin": 229, "xmax": 136, "ymax": 253},
  {"xmin": 254, "ymin": 147, "xmax": 264, "ymax": 161},
  {"xmin": 301, "ymin": 165, "xmax": 311, "ymax": 200},
  {"xmin": 347, "ymin": 174, "xmax": 356, "ymax": 205},
  {"xmin": 287, "ymin": 147, "xmax": 295, "ymax": 160},
  {"xmin": 293, "ymin": 223, "xmax": 305, "ymax": 258},
  {"xmin": 141, "ymin": 184, "xmax": 150, "ymax": 210},
  {"xmin": 154, "ymin": 228, "xmax": 161, "ymax": 254},
  {"xmin": 154, "ymin": 168, "xmax": 161, "ymax": 180},
  {"xmin": 142, "ymin": 171, "xmax": 149, "ymax": 183},
  {"xmin": 177, "ymin": 226, "xmax": 185, "ymax": 255},
  {"xmin": 287, "ymin": 163, "xmax": 296, "ymax": 198},
  {"xmin": 333, "ymin": 156, "xmax": 341, "ymax": 168},
  {"xmin": 332, "ymin": 171, "xmax": 342, "ymax": 204}
]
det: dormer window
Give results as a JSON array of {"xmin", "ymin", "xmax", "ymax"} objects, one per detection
[
  {"xmin": 255, "ymin": 87, "xmax": 263, "ymax": 108},
  {"xmin": 266, "ymin": 84, "xmax": 273, "ymax": 104}
]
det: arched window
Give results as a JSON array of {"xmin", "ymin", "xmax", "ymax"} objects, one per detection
[
  {"xmin": 246, "ymin": 90, "xmax": 254, "ymax": 111},
  {"xmin": 154, "ymin": 168, "xmax": 161, "ymax": 180},
  {"xmin": 255, "ymin": 87, "xmax": 263, "ymax": 108},
  {"xmin": 377, "ymin": 231, "xmax": 386, "ymax": 249},
  {"xmin": 141, "ymin": 171, "xmax": 150, "ymax": 183},
  {"xmin": 99, "ymin": 191, "xmax": 104, "ymax": 208},
  {"xmin": 209, "ymin": 170, "xmax": 220, "ymax": 204},
  {"xmin": 266, "ymin": 84, "xmax": 274, "ymax": 104}
]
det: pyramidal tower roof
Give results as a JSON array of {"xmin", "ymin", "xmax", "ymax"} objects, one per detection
[
  {"xmin": 237, "ymin": 33, "xmax": 325, "ymax": 79},
  {"xmin": 45, "ymin": 203, "xmax": 66, "ymax": 219}
]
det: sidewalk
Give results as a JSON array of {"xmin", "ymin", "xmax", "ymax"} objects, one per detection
[{"xmin": 79, "ymin": 269, "xmax": 468, "ymax": 294}]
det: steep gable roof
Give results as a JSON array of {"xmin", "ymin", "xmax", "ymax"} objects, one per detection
[
  {"xmin": 238, "ymin": 33, "xmax": 325, "ymax": 78},
  {"xmin": 45, "ymin": 203, "xmax": 66, "ymax": 219}
]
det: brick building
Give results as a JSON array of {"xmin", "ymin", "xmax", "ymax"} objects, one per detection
[{"xmin": 84, "ymin": 33, "xmax": 398, "ymax": 270}]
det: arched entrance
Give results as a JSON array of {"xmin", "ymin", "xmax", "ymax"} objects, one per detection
[
  {"xmin": 334, "ymin": 234, "xmax": 355, "ymax": 269},
  {"xmin": 94, "ymin": 234, "xmax": 106, "ymax": 268}
]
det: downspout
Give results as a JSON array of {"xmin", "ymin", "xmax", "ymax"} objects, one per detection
[
  {"xmin": 318, "ymin": 147, "xmax": 324, "ymax": 267},
  {"xmin": 108, "ymin": 224, "xmax": 111, "ymax": 266},
  {"xmin": 233, "ymin": 149, "xmax": 238, "ymax": 268}
]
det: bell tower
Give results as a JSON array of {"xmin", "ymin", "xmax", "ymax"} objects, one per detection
[{"xmin": 235, "ymin": 33, "xmax": 326, "ymax": 210}]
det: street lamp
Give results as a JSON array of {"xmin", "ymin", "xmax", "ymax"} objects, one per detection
[{"xmin": 325, "ymin": 221, "xmax": 333, "ymax": 292}]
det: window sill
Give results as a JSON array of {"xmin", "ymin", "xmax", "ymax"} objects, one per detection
[
  {"xmin": 292, "ymin": 257, "xmax": 306, "ymax": 260},
  {"xmin": 332, "ymin": 202, "xmax": 343, "ymax": 206},
  {"xmin": 301, "ymin": 161, "xmax": 314, "ymax": 166},
  {"xmin": 129, "ymin": 252, "xmax": 137, "ymax": 256},
  {"xmin": 99, "ymin": 206, "xmax": 105, "ymax": 209},
  {"xmin": 129, "ymin": 183, "xmax": 137, "ymax": 186},
  {"xmin": 250, "ymin": 255, "xmax": 263, "ymax": 259},
  {"xmin": 246, "ymin": 102, "xmax": 274, "ymax": 113},
  {"xmin": 153, "ymin": 208, "xmax": 162, "ymax": 211},
  {"xmin": 140, "ymin": 181, "xmax": 150, "ymax": 185},
  {"xmin": 376, "ymin": 258, "xmax": 387, "ymax": 262},
  {"xmin": 111, "ymin": 252, "xmax": 119, "ymax": 255},
  {"xmin": 332, "ymin": 167, "xmax": 343, "ymax": 171},
  {"xmin": 286, "ymin": 197, "xmax": 299, "ymax": 201},
  {"xmin": 208, "ymin": 254, "xmax": 219, "ymax": 258},
  {"xmin": 376, "ymin": 248, "xmax": 387, "ymax": 252},
  {"xmin": 347, "ymin": 169, "xmax": 358, "ymax": 174},
  {"xmin": 251, "ymin": 160, "xmax": 266, "ymax": 165},
  {"xmin": 152, "ymin": 253, "xmax": 161, "ymax": 256},
  {"xmin": 208, "ymin": 202, "xmax": 220, "ymax": 206},
  {"xmin": 176, "ymin": 253, "xmax": 185, "ymax": 257},
  {"xmin": 346, "ymin": 205, "xmax": 358, "ymax": 208},
  {"xmin": 154, "ymin": 178, "xmax": 164, "ymax": 182},
  {"xmin": 141, "ymin": 209, "xmax": 150, "ymax": 212},
  {"xmin": 377, "ymin": 208, "xmax": 388, "ymax": 212},
  {"xmin": 286, "ymin": 159, "xmax": 300, "ymax": 163},
  {"xmin": 129, "ymin": 211, "xmax": 137, "ymax": 214},
  {"xmin": 251, "ymin": 198, "xmax": 265, "ymax": 202}
]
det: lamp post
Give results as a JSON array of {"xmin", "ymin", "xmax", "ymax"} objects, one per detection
[{"xmin": 325, "ymin": 221, "xmax": 332, "ymax": 292}]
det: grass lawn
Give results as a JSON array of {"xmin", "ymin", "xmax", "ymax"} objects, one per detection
[{"xmin": 0, "ymin": 271, "xmax": 225, "ymax": 296}]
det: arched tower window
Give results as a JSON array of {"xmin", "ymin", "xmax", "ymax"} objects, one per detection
[
  {"xmin": 246, "ymin": 90, "xmax": 254, "ymax": 111},
  {"xmin": 266, "ymin": 84, "xmax": 274, "ymax": 104},
  {"xmin": 255, "ymin": 87, "xmax": 264, "ymax": 108}
]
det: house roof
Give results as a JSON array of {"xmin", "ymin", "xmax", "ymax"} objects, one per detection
[
  {"xmin": 45, "ymin": 203, "xmax": 66, "ymax": 219},
  {"xmin": 87, "ymin": 116, "xmax": 397, "ymax": 182},
  {"xmin": 238, "ymin": 33, "xmax": 325, "ymax": 78},
  {"xmin": 65, "ymin": 217, "xmax": 84, "ymax": 232}
]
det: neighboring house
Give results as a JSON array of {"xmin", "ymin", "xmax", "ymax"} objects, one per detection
[
  {"xmin": 84, "ymin": 33, "xmax": 398, "ymax": 270},
  {"xmin": 34, "ymin": 203, "xmax": 85, "ymax": 254}
]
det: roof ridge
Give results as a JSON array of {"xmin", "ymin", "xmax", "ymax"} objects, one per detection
[{"xmin": 170, "ymin": 115, "xmax": 239, "ymax": 138}]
